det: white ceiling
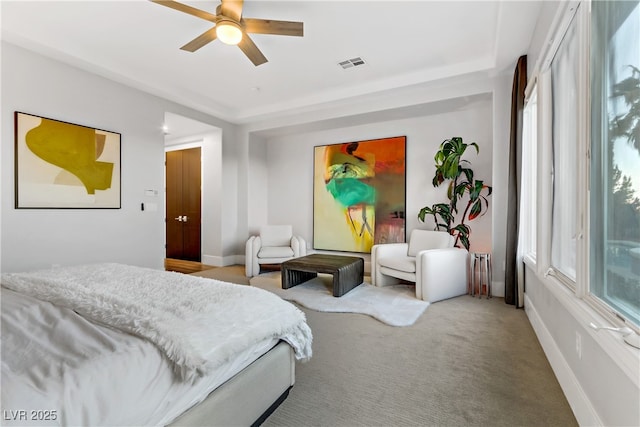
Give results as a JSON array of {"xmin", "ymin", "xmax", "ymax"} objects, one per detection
[{"xmin": 1, "ymin": 1, "xmax": 542, "ymax": 125}]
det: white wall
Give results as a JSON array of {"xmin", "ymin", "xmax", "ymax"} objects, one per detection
[
  {"xmin": 247, "ymin": 133, "xmax": 268, "ymax": 235},
  {"xmin": 251, "ymin": 98, "xmax": 495, "ymax": 276},
  {"xmin": 1, "ymin": 43, "xmax": 237, "ymax": 272},
  {"xmin": 239, "ymin": 62, "xmax": 515, "ymax": 290},
  {"xmin": 525, "ymin": 264, "xmax": 639, "ymax": 426},
  {"xmin": 220, "ymin": 126, "xmax": 242, "ymax": 259},
  {"xmin": 491, "ymin": 73, "xmax": 514, "ymax": 295},
  {"xmin": 1, "ymin": 40, "xmax": 515, "ymax": 298}
]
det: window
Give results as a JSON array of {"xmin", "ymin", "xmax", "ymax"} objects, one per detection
[
  {"xmin": 550, "ymin": 8, "xmax": 580, "ymax": 281},
  {"xmin": 520, "ymin": 88, "xmax": 538, "ymax": 258},
  {"xmin": 590, "ymin": 1, "xmax": 640, "ymax": 327}
]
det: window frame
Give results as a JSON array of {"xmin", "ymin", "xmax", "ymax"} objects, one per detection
[
  {"xmin": 536, "ymin": 1, "xmax": 585, "ymax": 293},
  {"xmin": 523, "ymin": 0, "xmax": 639, "ymax": 390},
  {"xmin": 537, "ymin": 0, "xmax": 640, "ymax": 325},
  {"xmin": 520, "ymin": 84, "xmax": 538, "ymax": 262}
]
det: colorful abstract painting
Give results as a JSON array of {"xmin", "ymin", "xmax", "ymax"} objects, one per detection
[
  {"xmin": 15, "ymin": 112, "xmax": 121, "ymax": 208},
  {"xmin": 314, "ymin": 136, "xmax": 406, "ymax": 253}
]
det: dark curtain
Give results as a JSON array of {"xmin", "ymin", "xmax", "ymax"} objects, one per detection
[{"xmin": 505, "ymin": 55, "xmax": 527, "ymax": 307}]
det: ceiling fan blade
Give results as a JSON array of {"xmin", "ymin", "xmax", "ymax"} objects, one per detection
[
  {"xmin": 220, "ymin": 0, "xmax": 243, "ymax": 22},
  {"xmin": 150, "ymin": 0, "xmax": 218, "ymax": 24},
  {"xmin": 243, "ymin": 18, "xmax": 303, "ymax": 37},
  {"xmin": 180, "ymin": 27, "xmax": 217, "ymax": 52},
  {"xmin": 238, "ymin": 34, "xmax": 267, "ymax": 66}
]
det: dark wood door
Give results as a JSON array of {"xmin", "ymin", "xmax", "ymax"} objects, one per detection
[{"xmin": 166, "ymin": 147, "xmax": 201, "ymax": 261}]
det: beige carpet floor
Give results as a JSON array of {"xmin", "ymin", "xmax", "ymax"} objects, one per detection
[{"xmin": 193, "ymin": 266, "xmax": 577, "ymax": 426}]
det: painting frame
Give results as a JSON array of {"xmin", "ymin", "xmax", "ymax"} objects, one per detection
[
  {"xmin": 313, "ymin": 136, "xmax": 407, "ymax": 253},
  {"xmin": 14, "ymin": 111, "xmax": 121, "ymax": 209}
]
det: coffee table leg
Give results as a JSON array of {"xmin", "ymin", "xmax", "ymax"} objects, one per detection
[
  {"xmin": 332, "ymin": 259, "xmax": 364, "ymax": 296},
  {"xmin": 282, "ymin": 268, "xmax": 317, "ymax": 289}
]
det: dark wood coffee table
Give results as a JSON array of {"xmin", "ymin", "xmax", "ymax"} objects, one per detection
[{"xmin": 281, "ymin": 254, "xmax": 364, "ymax": 297}]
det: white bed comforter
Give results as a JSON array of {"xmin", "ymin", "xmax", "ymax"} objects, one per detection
[
  {"xmin": 1, "ymin": 263, "xmax": 312, "ymax": 381},
  {"xmin": 1, "ymin": 287, "xmax": 281, "ymax": 426}
]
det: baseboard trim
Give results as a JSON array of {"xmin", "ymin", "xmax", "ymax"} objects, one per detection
[
  {"xmin": 525, "ymin": 294, "xmax": 602, "ymax": 426},
  {"xmin": 491, "ymin": 280, "xmax": 505, "ymax": 297},
  {"xmin": 201, "ymin": 255, "xmax": 222, "ymax": 267},
  {"xmin": 202, "ymin": 255, "xmax": 241, "ymax": 267}
]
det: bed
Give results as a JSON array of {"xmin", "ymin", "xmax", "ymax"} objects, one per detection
[{"xmin": 1, "ymin": 263, "xmax": 313, "ymax": 426}]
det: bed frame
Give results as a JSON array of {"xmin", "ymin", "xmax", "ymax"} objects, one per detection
[{"xmin": 169, "ymin": 341, "xmax": 295, "ymax": 426}]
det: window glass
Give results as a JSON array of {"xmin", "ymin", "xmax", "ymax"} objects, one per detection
[
  {"xmin": 550, "ymin": 11, "xmax": 579, "ymax": 280},
  {"xmin": 591, "ymin": 1, "xmax": 640, "ymax": 326}
]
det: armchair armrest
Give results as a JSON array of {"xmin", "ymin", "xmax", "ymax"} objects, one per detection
[
  {"xmin": 416, "ymin": 247, "xmax": 468, "ymax": 302},
  {"xmin": 245, "ymin": 235, "xmax": 262, "ymax": 277},
  {"xmin": 371, "ymin": 243, "xmax": 408, "ymax": 286},
  {"xmin": 291, "ymin": 236, "xmax": 307, "ymax": 257}
]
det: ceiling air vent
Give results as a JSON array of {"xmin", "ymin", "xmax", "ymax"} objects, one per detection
[{"xmin": 338, "ymin": 57, "xmax": 366, "ymax": 69}]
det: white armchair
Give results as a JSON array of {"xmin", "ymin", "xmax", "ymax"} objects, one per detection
[
  {"xmin": 245, "ymin": 225, "xmax": 306, "ymax": 277},
  {"xmin": 371, "ymin": 229, "xmax": 468, "ymax": 303}
]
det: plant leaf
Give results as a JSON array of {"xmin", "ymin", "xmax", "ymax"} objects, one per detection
[
  {"xmin": 453, "ymin": 223, "xmax": 470, "ymax": 234},
  {"xmin": 462, "ymin": 167, "xmax": 473, "ymax": 183},
  {"xmin": 469, "ymin": 199, "xmax": 482, "ymax": 220},
  {"xmin": 418, "ymin": 208, "xmax": 428, "ymax": 222},
  {"xmin": 455, "ymin": 183, "xmax": 467, "ymax": 197},
  {"xmin": 470, "ymin": 180, "xmax": 484, "ymax": 200},
  {"xmin": 459, "ymin": 234, "xmax": 470, "ymax": 250}
]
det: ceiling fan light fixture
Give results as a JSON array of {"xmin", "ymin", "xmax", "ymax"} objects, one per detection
[{"xmin": 216, "ymin": 20, "xmax": 243, "ymax": 45}]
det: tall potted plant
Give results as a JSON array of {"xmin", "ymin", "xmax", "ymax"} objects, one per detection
[{"xmin": 418, "ymin": 137, "xmax": 492, "ymax": 250}]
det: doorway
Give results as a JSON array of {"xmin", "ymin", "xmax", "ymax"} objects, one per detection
[
  {"xmin": 166, "ymin": 147, "xmax": 201, "ymax": 261},
  {"xmin": 163, "ymin": 112, "xmax": 222, "ymax": 266}
]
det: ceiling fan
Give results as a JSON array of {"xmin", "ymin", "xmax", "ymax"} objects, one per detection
[{"xmin": 150, "ymin": 0, "xmax": 304, "ymax": 66}]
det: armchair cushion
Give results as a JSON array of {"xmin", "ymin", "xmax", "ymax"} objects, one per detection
[
  {"xmin": 408, "ymin": 229, "xmax": 454, "ymax": 256},
  {"xmin": 259, "ymin": 246, "xmax": 295, "ymax": 259},
  {"xmin": 377, "ymin": 256, "xmax": 416, "ymax": 273}
]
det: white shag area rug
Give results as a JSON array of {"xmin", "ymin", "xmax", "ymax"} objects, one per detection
[{"xmin": 250, "ymin": 272, "xmax": 429, "ymax": 327}]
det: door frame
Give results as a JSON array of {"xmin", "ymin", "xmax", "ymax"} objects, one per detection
[{"xmin": 163, "ymin": 113, "xmax": 223, "ymax": 267}]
